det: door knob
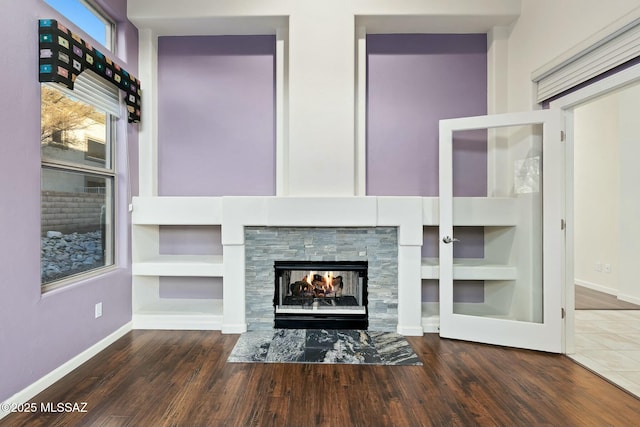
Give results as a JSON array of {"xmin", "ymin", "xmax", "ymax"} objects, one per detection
[{"xmin": 442, "ymin": 236, "xmax": 460, "ymax": 244}]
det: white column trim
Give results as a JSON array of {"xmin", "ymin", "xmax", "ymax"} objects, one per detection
[
  {"xmin": 275, "ymin": 28, "xmax": 289, "ymax": 196},
  {"xmin": 355, "ymin": 26, "xmax": 367, "ymax": 196},
  {"xmin": 137, "ymin": 28, "xmax": 158, "ymax": 197}
]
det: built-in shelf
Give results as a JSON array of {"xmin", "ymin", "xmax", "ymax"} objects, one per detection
[
  {"xmin": 133, "ymin": 299, "xmax": 223, "ymax": 330},
  {"xmin": 453, "ymin": 197, "xmax": 518, "ymax": 226},
  {"xmin": 133, "ymin": 255, "xmax": 224, "ymax": 277},
  {"xmin": 136, "ymin": 298, "xmax": 223, "ymax": 314},
  {"xmin": 452, "ymin": 303, "xmax": 513, "ymax": 319},
  {"xmin": 132, "ymin": 197, "xmax": 223, "ymax": 225},
  {"xmin": 421, "ymin": 258, "xmax": 518, "ymax": 280},
  {"xmin": 131, "ymin": 197, "xmax": 226, "ymax": 330},
  {"xmin": 422, "ymin": 197, "xmax": 519, "ymax": 226}
]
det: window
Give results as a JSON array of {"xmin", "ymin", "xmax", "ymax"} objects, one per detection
[
  {"xmin": 43, "ymin": 0, "xmax": 115, "ymax": 51},
  {"xmin": 41, "ymin": 83, "xmax": 115, "ymax": 289},
  {"xmin": 40, "ymin": 1, "xmax": 118, "ymax": 290}
]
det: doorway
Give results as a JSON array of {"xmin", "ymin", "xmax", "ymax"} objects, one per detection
[{"xmin": 551, "ymin": 71, "xmax": 640, "ymax": 398}]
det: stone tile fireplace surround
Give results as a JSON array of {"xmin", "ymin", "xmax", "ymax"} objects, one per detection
[{"xmin": 245, "ymin": 227, "xmax": 398, "ymax": 331}]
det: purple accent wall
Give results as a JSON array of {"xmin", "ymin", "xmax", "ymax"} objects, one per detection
[
  {"xmin": 0, "ymin": 0, "xmax": 137, "ymax": 402},
  {"xmin": 157, "ymin": 36, "xmax": 276, "ymax": 196},
  {"xmin": 159, "ymin": 277, "xmax": 224, "ymax": 299},
  {"xmin": 159, "ymin": 225, "xmax": 223, "ymax": 256},
  {"xmin": 366, "ymin": 34, "xmax": 488, "ymax": 196},
  {"xmin": 158, "ymin": 226, "xmax": 224, "ymax": 299},
  {"xmin": 422, "ymin": 227, "xmax": 485, "ymax": 258},
  {"xmin": 422, "ymin": 280, "xmax": 485, "ymax": 303}
]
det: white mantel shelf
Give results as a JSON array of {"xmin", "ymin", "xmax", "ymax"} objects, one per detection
[{"xmin": 132, "ymin": 196, "xmax": 518, "ymax": 227}]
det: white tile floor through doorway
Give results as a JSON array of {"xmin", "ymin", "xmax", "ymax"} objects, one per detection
[{"xmin": 570, "ymin": 310, "xmax": 640, "ymax": 398}]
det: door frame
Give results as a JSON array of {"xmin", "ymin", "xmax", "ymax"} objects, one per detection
[{"xmin": 549, "ymin": 62, "xmax": 640, "ymax": 354}]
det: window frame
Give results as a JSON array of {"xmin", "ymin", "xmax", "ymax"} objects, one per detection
[
  {"xmin": 43, "ymin": 0, "xmax": 116, "ymax": 52},
  {"xmin": 81, "ymin": 0, "xmax": 116, "ymax": 52},
  {"xmin": 40, "ymin": 84, "xmax": 118, "ymax": 292}
]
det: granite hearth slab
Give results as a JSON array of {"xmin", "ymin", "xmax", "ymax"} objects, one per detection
[{"xmin": 227, "ymin": 329, "xmax": 422, "ymax": 366}]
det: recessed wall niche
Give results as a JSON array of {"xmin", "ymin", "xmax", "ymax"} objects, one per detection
[
  {"xmin": 366, "ymin": 33, "xmax": 488, "ymax": 196},
  {"xmin": 157, "ymin": 225, "xmax": 224, "ymax": 300},
  {"xmin": 157, "ymin": 35, "xmax": 276, "ymax": 196}
]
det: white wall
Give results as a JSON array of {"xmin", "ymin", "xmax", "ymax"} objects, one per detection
[
  {"xmin": 573, "ymin": 84, "xmax": 640, "ymax": 303},
  {"xmin": 573, "ymin": 93, "xmax": 620, "ymax": 293},
  {"xmin": 618, "ymin": 84, "xmax": 640, "ymax": 304},
  {"xmin": 506, "ymin": 0, "xmax": 640, "ymax": 111}
]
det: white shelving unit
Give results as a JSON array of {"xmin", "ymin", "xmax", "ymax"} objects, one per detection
[
  {"xmin": 129, "ymin": 195, "xmax": 523, "ymax": 331},
  {"xmin": 420, "ymin": 196, "xmax": 524, "ymax": 328},
  {"xmin": 421, "ymin": 197, "xmax": 519, "ymax": 280},
  {"xmin": 132, "ymin": 197, "xmax": 224, "ymax": 330},
  {"xmin": 133, "ymin": 298, "xmax": 224, "ymax": 330}
]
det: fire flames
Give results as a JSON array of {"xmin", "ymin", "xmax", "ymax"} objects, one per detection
[{"xmin": 292, "ymin": 271, "xmax": 343, "ymax": 298}]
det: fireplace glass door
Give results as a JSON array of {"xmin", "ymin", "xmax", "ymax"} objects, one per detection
[{"xmin": 274, "ymin": 261, "xmax": 368, "ymax": 329}]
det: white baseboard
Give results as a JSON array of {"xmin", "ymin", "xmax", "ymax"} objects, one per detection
[
  {"xmin": 422, "ymin": 316, "xmax": 440, "ymax": 333},
  {"xmin": 0, "ymin": 322, "xmax": 132, "ymax": 420},
  {"xmin": 576, "ymin": 279, "xmax": 640, "ymax": 305},
  {"xmin": 617, "ymin": 293, "xmax": 640, "ymax": 306},
  {"xmin": 397, "ymin": 325, "xmax": 424, "ymax": 336},
  {"xmin": 575, "ymin": 279, "xmax": 617, "ymax": 296},
  {"xmin": 222, "ymin": 323, "xmax": 247, "ymax": 334}
]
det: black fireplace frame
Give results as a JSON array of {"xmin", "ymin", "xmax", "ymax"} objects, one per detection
[{"xmin": 273, "ymin": 260, "xmax": 368, "ymax": 330}]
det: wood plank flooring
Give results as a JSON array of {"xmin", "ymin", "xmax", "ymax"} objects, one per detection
[
  {"xmin": 2, "ymin": 331, "xmax": 639, "ymax": 427},
  {"xmin": 576, "ymin": 285, "xmax": 640, "ymax": 310}
]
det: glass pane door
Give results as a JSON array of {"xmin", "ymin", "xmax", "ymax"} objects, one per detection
[{"xmin": 439, "ymin": 110, "xmax": 564, "ymax": 353}]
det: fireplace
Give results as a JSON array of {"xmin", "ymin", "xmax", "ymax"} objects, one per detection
[{"xmin": 274, "ymin": 260, "xmax": 368, "ymax": 329}]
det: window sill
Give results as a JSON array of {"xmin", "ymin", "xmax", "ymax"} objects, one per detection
[{"xmin": 41, "ymin": 264, "xmax": 122, "ymax": 295}]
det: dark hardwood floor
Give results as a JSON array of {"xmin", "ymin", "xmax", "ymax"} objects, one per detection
[
  {"xmin": 2, "ymin": 331, "xmax": 639, "ymax": 427},
  {"xmin": 575, "ymin": 285, "xmax": 640, "ymax": 310}
]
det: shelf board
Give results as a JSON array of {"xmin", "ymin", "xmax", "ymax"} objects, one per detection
[
  {"xmin": 421, "ymin": 258, "xmax": 517, "ymax": 280},
  {"xmin": 453, "ymin": 197, "xmax": 518, "ymax": 226},
  {"xmin": 422, "ymin": 197, "xmax": 519, "ymax": 226},
  {"xmin": 451, "ymin": 304, "xmax": 513, "ymax": 319},
  {"xmin": 136, "ymin": 298, "xmax": 223, "ymax": 315},
  {"xmin": 132, "ymin": 196, "xmax": 223, "ymax": 225},
  {"xmin": 133, "ymin": 299, "xmax": 223, "ymax": 330},
  {"xmin": 133, "ymin": 255, "xmax": 224, "ymax": 277}
]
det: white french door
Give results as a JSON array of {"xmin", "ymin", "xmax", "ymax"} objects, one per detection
[{"xmin": 439, "ymin": 110, "xmax": 564, "ymax": 353}]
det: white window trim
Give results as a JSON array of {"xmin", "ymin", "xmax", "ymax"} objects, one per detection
[{"xmin": 81, "ymin": 0, "xmax": 116, "ymax": 52}]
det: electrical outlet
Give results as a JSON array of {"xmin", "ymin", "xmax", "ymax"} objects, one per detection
[
  {"xmin": 595, "ymin": 263, "xmax": 602, "ymax": 272},
  {"xmin": 604, "ymin": 263, "xmax": 611, "ymax": 273},
  {"xmin": 95, "ymin": 302, "xmax": 103, "ymax": 318}
]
